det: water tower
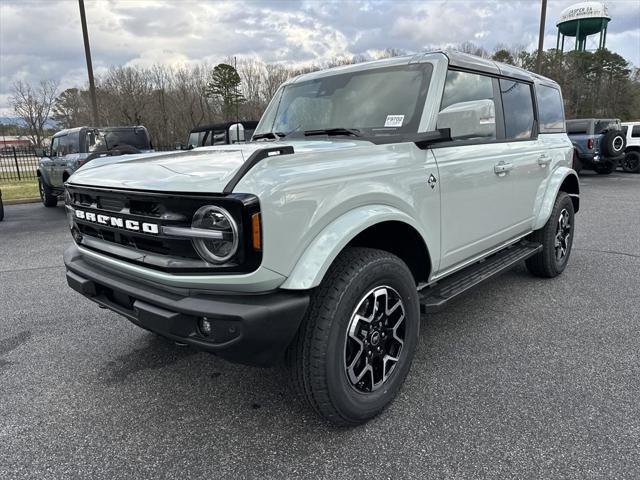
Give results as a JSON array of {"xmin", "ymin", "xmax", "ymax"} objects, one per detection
[{"xmin": 556, "ymin": 2, "xmax": 611, "ymax": 52}]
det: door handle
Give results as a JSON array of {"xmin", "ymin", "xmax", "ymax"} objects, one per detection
[
  {"xmin": 538, "ymin": 155, "xmax": 551, "ymax": 166},
  {"xmin": 494, "ymin": 161, "xmax": 513, "ymax": 175}
]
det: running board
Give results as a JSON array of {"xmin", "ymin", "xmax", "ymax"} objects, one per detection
[{"xmin": 419, "ymin": 241, "xmax": 542, "ymax": 313}]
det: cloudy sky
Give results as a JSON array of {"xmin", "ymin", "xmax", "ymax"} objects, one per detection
[{"xmin": 1, "ymin": 0, "xmax": 639, "ymax": 115}]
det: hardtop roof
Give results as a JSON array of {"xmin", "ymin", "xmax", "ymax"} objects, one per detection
[
  {"xmin": 52, "ymin": 125, "xmax": 148, "ymax": 137},
  {"xmin": 287, "ymin": 50, "xmax": 561, "ymax": 89}
]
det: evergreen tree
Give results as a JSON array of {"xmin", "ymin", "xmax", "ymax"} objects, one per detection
[{"xmin": 205, "ymin": 64, "xmax": 245, "ymax": 122}]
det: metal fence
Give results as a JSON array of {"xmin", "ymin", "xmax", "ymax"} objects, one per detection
[
  {"xmin": 0, "ymin": 146, "xmax": 179, "ymax": 184},
  {"xmin": 0, "ymin": 146, "xmax": 39, "ymax": 182}
]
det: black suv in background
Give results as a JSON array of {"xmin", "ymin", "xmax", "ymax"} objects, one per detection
[{"xmin": 182, "ymin": 121, "xmax": 259, "ymax": 148}]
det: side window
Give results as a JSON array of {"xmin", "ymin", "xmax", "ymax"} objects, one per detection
[
  {"xmin": 212, "ymin": 130, "xmax": 227, "ymax": 145},
  {"xmin": 438, "ymin": 70, "xmax": 497, "ymax": 141},
  {"xmin": 84, "ymin": 130, "xmax": 97, "ymax": 152},
  {"xmin": 632, "ymin": 126, "xmax": 640, "ymax": 138},
  {"xmin": 536, "ymin": 85, "xmax": 565, "ymax": 132},
  {"xmin": 67, "ymin": 131, "xmax": 80, "ymax": 154},
  {"xmin": 57, "ymin": 135, "xmax": 69, "ymax": 156},
  {"xmin": 621, "ymin": 126, "xmax": 628, "ymax": 136},
  {"xmin": 500, "ymin": 79, "xmax": 534, "ymax": 140},
  {"xmin": 50, "ymin": 137, "xmax": 60, "ymax": 156},
  {"xmin": 440, "ymin": 70, "xmax": 495, "ymax": 110}
]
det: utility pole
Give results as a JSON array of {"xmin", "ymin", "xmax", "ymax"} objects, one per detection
[
  {"xmin": 78, "ymin": 0, "xmax": 99, "ymax": 125},
  {"xmin": 536, "ymin": 0, "xmax": 548, "ymax": 74}
]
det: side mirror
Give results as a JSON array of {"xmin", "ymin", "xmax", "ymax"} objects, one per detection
[
  {"xmin": 228, "ymin": 123, "xmax": 245, "ymax": 143},
  {"xmin": 175, "ymin": 142, "xmax": 184, "ymax": 150},
  {"xmin": 436, "ymin": 99, "xmax": 496, "ymax": 140},
  {"xmin": 34, "ymin": 148, "xmax": 47, "ymax": 157}
]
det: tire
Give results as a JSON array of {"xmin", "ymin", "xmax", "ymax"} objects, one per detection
[
  {"xmin": 572, "ymin": 151, "xmax": 583, "ymax": 174},
  {"xmin": 0, "ymin": 197, "xmax": 4, "ymax": 221},
  {"xmin": 593, "ymin": 162, "xmax": 614, "ymax": 175},
  {"xmin": 526, "ymin": 191, "xmax": 575, "ymax": 278},
  {"xmin": 622, "ymin": 151, "xmax": 640, "ymax": 173},
  {"xmin": 601, "ymin": 130, "xmax": 627, "ymax": 158},
  {"xmin": 38, "ymin": 177, "xmax": 58, "ymax": 207},
  {"xmin": 286, "ymin": 247, "xmax": 420, "ymax": 426}
]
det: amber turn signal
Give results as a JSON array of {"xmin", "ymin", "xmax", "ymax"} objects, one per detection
[{"xmin": 251, "ymin": 213, "xmax": 262, "ymax": 251}]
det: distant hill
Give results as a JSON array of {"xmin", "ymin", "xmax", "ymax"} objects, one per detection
[{"xmin": 0, "ymin": 116, "xmax": 58, "ymax": 128}]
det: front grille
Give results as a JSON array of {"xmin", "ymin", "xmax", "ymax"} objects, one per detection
[{"xmin": 66, "ymin": 185, "xmax": 261, "ymax": 274}]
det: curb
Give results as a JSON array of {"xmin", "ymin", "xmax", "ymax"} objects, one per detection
[{"xmin": 4, "ymin": 197, "xmax": 41, "ymax": 205}]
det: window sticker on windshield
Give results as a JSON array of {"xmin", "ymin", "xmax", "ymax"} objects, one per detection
[{"xmin": 384, "ymin": 115, "xmax": 405, "ymax": 128}]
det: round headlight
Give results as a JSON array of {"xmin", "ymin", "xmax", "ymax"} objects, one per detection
[{"xmin": 191, "ymin": 205, "xmax": 239, "ymax": 264}]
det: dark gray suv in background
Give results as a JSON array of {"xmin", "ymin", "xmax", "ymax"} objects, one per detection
[
  {"xmin": 37, "ymin": 126, "xmax": 153, "ymax": 207},
  {"xmin": 566, "ymin": 118, "xmax": 627, "ymax": 174}
]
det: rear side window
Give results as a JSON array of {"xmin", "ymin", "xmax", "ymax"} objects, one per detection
[
  {"xmin": 622, "ymin": 126, "xmax": 628, "ymax": 136},
  {"xmin": 566, "ymin": 120, "xmax": 590, "ymax": 134},
  {"xmin": 536, "ymin": 85, "xmax": 565, "ymax": 132},
  {"xmin": 633, "ymin": 125, "xmax": 640, "ymax": 138},
  {"xmin": 500, "ymin": 79, "xmax": 534, "ymax": 140}
]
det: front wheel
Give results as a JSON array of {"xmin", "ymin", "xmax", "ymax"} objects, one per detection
[
  {"xmin": 38, "ymin": 177, "xmax": 58, "ymax": 207},
  {"xmin": 287, "ymin": 247, "xmax": 420, "ymax": 426},
  {"xmin": 526, "ymin": 192, "xmax": 575, "ymax": 278}
]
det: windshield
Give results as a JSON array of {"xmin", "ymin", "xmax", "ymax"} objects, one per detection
[{"xmin": 254, "ymin": 63, "xmax": 433, "ymax": 139}]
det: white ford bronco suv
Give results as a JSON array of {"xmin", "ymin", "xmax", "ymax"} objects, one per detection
[{"xmin": 63, "ymin": 51, "xmax": 579, "ymax": 426}]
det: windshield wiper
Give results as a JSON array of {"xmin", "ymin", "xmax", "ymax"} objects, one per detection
[
  {"xmin": 252, "ymin": 131, "xmax": 286, "ymax": 141},
  {"xmin": 304, "ymin": 128, "xmax": 361, "ymax": 137}
]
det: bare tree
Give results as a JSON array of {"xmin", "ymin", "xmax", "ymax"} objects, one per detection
[{"xmin": 11, "ymin": 79, "xmax": 58, "ymax": 146}]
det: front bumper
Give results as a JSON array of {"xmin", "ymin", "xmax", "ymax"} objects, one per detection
[{"xmin": 64, "ymin": 245, "xmax": 309, "ymax": 366}]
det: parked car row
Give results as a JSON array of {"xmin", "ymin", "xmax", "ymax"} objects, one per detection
[{"xmin": 36, "ymin": 121, "xmax": 262, "ymax": 207}]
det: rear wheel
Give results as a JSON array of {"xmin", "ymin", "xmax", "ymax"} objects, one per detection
[
  {"xmin": 622, "ymin": 151, "xmax": 640, "ymax": 173},
  {"xmin": 526, "ymin": 192, "xmax": 574, "ymax": 278},
  {"xmin": 38, "ymin": 177, "xmax": 58, "ymax": 207},
  {"xmin": 287, "ymin": 247, "xmax": 420, "ymax": 426},
  {"xmin": 593, "ymin": 162, "xmax": 614, "ymax": 175}
]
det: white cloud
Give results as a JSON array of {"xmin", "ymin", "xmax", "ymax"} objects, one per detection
[{"xmin": 0, "ymin": 0, "xmax": 638, "ymax": 115}]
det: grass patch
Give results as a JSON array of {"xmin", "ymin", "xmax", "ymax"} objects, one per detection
[{"xmin": 0, "ymin": 180, "xmax": 40, "ymax": 201}]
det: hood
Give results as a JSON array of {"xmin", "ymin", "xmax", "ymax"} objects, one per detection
[{"xmin": 68, "ymin": 140, "xmax": 367, "ymax": 193}]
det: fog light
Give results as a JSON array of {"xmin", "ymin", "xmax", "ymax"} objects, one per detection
[{"xmin": 199, "ymin": 317, "xmax": 212, "ymax": 337}]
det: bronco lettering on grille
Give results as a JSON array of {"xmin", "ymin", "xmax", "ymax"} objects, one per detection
[{"xmin": 74, "ymin": 209, "xmax": 159, "ymax": 234}]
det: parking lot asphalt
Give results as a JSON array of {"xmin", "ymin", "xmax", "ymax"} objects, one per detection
[{"xmin": 1, "ymin": 171, "xmax": 639, "ymax": 479}]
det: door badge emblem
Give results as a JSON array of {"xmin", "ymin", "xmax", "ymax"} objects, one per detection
[{"xmin": 427, "ymin": 174, "xmax": 437, "ymax": 189}]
